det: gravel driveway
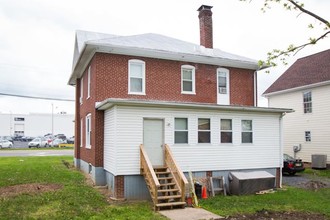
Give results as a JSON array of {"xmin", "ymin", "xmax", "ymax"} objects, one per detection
[{"xmin": 282, "ymin": 172, "xmax": 330, "ymax": 190}]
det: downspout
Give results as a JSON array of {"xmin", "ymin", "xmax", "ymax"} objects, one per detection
[
  {"xmin": 279, "ymin": 112, "xmax": 285, "ymax": 188},
  {"xmin": 253, "ymin": 71, "xmax": 258, "ymax": 107}
]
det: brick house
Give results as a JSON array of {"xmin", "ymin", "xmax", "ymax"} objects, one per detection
[
  {"xmin": 68, "ymin": 5, "xmax": 291, "ymax": 205},
  {"xmin": 264, "ymin": 49, "xmax": 330, "ymax": 165}
]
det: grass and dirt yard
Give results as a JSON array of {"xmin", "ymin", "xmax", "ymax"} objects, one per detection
[{"xmin": 0, "ymin": 156, "xmax": 329, "ymax": 219}]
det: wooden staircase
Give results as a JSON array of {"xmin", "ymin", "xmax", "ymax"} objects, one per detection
[{"xmin": 140, "ymin": 144, "xmax": 188, "ymax": 211}]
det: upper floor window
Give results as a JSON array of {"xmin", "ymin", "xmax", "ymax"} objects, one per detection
[
  {"xmin": 241, "ymin": 120, "xmax": 253, "ymax": 143},
  {"xmin": 128, "ymin": 59, "xmax": 145, "ymax": 95},
  {"xmin": 220, "ymin": 119, "xmax": 232, "ymax": 143},
  {"xmin": 86, "ymin": 114, "xmax": 91, "ymax": 149},
  {"xmin": 198, "ymin": 118, "xmax": 210, "ymax": 143},
  {"xmin": 217, "ymin": 68, "xmax": 229, "ymax": 95},
  {"xmin": 80, "ymin": 77, "xmax": 83, "ymax": 104},
  {"xmin": 181, "ymin": 65, "xmax": 195, "ymax": 94},
  {"xmin": 303, "ymin": 91, "xmax": 312, "ymax": 113},
  {"xmin": 14, "ymin": 117, "xmax": 25, "ymax": 121},
  {"xmin": 174, "ymin": 118, "xmax": 188, "ymax": 144},
  {"xmin": 305, "ymin": 131, "xmax": 311, "ymax": 142},
  {"xmin": 87, "ymin": 66, "xmax": 91, "ymax": 99},
  {"xmin": 80, "ymin": 118, "xmax": 83, "ymax": 147}
]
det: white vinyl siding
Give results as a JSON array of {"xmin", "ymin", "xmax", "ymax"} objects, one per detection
[
  {"xmin": 85, "ymin": 113, "xmax": 91, "ymax": 149},
  {"xmin": 103, "ymin": 105, "xmax": 282, "ymax": 175},
  {"xmin": 128, "ymin": 59, "xmax": 145, "ymax": 95},
  {"xmin": 87, "ymin": 66, "xmax": 91, "ymax": 99},
  {"xmin": 268, "ymin": 84, "xmax": 330, "ymax": 163},
  {"xmin": 181, "ymin": 65, "xmax": 195, "ymax": 94}
]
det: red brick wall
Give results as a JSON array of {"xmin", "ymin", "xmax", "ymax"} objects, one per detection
[
  {"xmin": 75, "ymin": 52, "xmax": 255, "ymax": 166},
  {"xmin": 115, "ymin": 176, "xmax": 125, "ymax": 198}
]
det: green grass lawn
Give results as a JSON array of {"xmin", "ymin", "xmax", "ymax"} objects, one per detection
[{"xmin": 0, "ymin": 156, "xmax": 166, "ymax": 220}]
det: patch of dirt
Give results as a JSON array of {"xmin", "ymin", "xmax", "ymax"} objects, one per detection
[
  {"xmin": 0, "ymin": 183, "xmax": 63, "ymax": 198},
  {"xmin": 298, "ymin": 180, "xmax": 329, "ymax": 191},
  {"xmin": 225, "ymin": 209, "xmax": 328, "ymax": 220}
]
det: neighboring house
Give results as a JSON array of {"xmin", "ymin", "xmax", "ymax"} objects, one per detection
[
  {"xmin": 263, "ymin": 49, "xmax": 330, "ymax": 164},
  {"xmin": 68, "ymin": 5, "xmax": 291, "ymax": 206}
]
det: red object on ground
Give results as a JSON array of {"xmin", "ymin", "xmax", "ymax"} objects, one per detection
[{"xmin": 202, "ymin": 186, "xmax": 208, "ymax": 199}]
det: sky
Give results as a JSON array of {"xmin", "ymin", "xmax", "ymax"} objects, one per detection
[{"xmin": 0, "ymin": 0, "xmax": 329, "ymax": 114}]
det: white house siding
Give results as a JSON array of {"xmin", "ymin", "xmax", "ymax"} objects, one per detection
[
  {"xmin": 103, "ymin": 105, "xmax": 282, "ymax": 175},
  {"xmin": 268, "ymin": 85, "xmax": 330, "ymax": 163},
  {"xmin": 104, "ymin": 107, "xmax": 117, "ymax": 174}
]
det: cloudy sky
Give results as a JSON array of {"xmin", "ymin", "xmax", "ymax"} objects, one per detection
[{"xmin": 0, "ymin": 0, "xmax": 329, "ymax": 114}]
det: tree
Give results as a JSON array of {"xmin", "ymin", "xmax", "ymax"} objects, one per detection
[{"xmin": 241, "ymin": 0, "xmax": 330, "ymax": 67}]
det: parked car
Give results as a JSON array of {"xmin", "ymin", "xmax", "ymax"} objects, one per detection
[
  {"xmin": 28, "ymin": 138, "xmax": 48, "ymax": 148},
  {"xmin": 283, "ymin": 154, "xmax": 305, "ymax": 175},
  {"xmin": 67, "ymin": 136, "xmax": 75, "ymax": 144},
  {"xmin": 0, "ymin": 140, "xmax": 13, "ymax": 149},
  {"xmin": 50, "ymin": 138, "xmax": 67, "ymax": 147}
]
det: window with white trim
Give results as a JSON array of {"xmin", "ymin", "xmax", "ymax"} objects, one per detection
[
  {"xmin": 80, "ymin": 77, "xmax": 83, "ymax": 104},
  {"xmin": 174, "ymin": 118, "xmax": 188, "ymax": 144},
  {"xmin": 86, "ymin": 114, "xmax": 91, "ymax": 148},
  {"xmin": 198, "ymin": 118, "xmax": 210, "ymax": 143},
  {"xmin": 80, "ymin": 118, "xmax": 83, "ymax": 147},
  {"xmin": 181, "ymin": 65, "xmax": 195, "ymax": 94},
  {"xmin": 218, "ymin": 72, "xmax": 227, "ymax": 94},
  {"xmin": 128, "ymin": 59, "xmax": 145, "ymax": 94},
  {"xmin": 241, "ymin": 120, "xmax": 253, "ymax": 143},
  {"xmin": 305, "ymin": 131, "xmax": 311, "ymax": 142},
  {"xmin": 87, "ymin": 66, "xmax": 91, "ymax": 99},
  {"xmin": 303, "ymin": 91, "xmax": 312, "ymax": 113},
  {"xmin": 220, "ymin": 119, "xmax": 232, "ymax": 143}
]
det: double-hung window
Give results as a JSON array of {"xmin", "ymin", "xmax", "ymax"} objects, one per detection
[
  {"xmin": 241, "ymin": 120, "xmax": 253, "ymax": 143},
  {"xmin": 220, "ymin": 119, "xmax": 232, "ymax": 143},
  {"xmin": 198, "ymin": 118, "xmax": 210, "ymax": 143},
  {"xmin": 218, "ymin": 72, "xmax": 227, "ymax": 94},
  {"xmin": 181, "ymin": 65, "xmax": 195, "ymax": 94},
  {"xmin": 303, "ymin": 91, "xmax": 312, "ymax": 113},
  {"xmin": 86, "ymin": 114, "xmax": 91, "ymax": 148},
  {"xmin": 80, "ymin": 77, "xmax": 83, "ymax": 104},
  {"xmin": 174, "ymin": 118, "xmax": 188, "ymax": 144},
  {"xmin": 87, "ymin": 66, "xmax": 91, "ymax": 99},
  {"xmin": 305, "ymin": 131, "xmax": 311, "ymax": 142},
  {"xmin": 128, "ymin": 59, "xmax": 145, "ymax": 95}
]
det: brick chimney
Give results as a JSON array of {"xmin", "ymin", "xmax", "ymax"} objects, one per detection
[{"xmin": 197, "ymin": 5, "xmax": 213, "ymax": 49}]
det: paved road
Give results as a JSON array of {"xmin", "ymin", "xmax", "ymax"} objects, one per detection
[{"xmin": 0, "ymin": 149, "xmax": 74, "ymax": 157}]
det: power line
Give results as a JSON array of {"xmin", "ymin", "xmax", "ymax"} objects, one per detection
[{"xmin": 0, "ymin": 92, "xmax": 74, "ymax": 102}]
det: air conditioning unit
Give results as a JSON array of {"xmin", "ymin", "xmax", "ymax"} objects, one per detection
[
  {"xmin": 228, "ymin": 171, "xmax": 275, "ymax": 195},
  {"xmin": 311, "ymin": 154, "xmax": 327, "ymax": 169}
]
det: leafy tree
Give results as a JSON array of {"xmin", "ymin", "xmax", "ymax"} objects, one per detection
[{"xmin": 241, "ymin": 0, "xmax": 330, "ymax": 67}]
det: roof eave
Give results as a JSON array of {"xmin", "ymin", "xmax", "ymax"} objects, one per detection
[
  {"xmin": 68, "ymin": 43, "xmax": 260, "ymax": 85},
  {"xmin": 96, "ymin": 98, "xmax": 293, "ymax": 114}
]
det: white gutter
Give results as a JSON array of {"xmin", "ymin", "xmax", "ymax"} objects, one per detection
[{"xmin": 95, "ymin": 98, "xmax": 294, "ymax": 114}]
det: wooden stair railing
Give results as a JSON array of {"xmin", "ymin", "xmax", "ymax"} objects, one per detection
[
  {"xmin": 164, "ymin": 144, "xmax": 188, "ymax": 204},
  {"xmin": 140, "ymin": 144, "xmax": 160, "ymax": 207}
]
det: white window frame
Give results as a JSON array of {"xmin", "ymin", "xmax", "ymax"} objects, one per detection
[
  {"xmin": 303, "ymin": 91, "xmax": 312, "ymax": 114},
  {"xmin": 86, "ymin": 113, "xmax": 91, "ymax": 149},
  {"xmin": 174, "ymin": 118, "xmax": 189, "ymax": 144},
  {"xmin": 128, "ymin": 59, "xmax": 146, "ymax": 95},
  {"xmin": 80, "ymin": 118, "xmax": 83, "ymax": 147},
  {"xmin": 198, "ymin": 118, "xmax": 211, "ymax": 144},
  {"xmin": 217, "ymin": 68, "xmax": 230, "ymax": 95},
  {"xmin": 80, "ymin": 77, "xmax": 83, "ymax": 104},
  {"xmin": 220, "ymin": 119, "xmax": 233, "ymax": 144},
  {"xmin": 241, "ymin": 119, "xmax": 253, "ymax": 144},
  {"xmin": 181, "ymin": 65, "xmax": 196, "ymax": 94},
  {"xmin": 87, "ymin": 66, "xmax": 91, "ymax": 99}
]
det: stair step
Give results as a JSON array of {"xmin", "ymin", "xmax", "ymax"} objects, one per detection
[
  {"xmin": 160, "ymin": 182, "xmax": 176, "ymax": 187},
  {"xmin": 158, "ymin": 194, "xmax": 182, "ymax": 200},
  {"xmin": 155, "ymin": 171, "xmax": 171, "ymax": 175},
  {"xmin": 158, "ymin": 188, "xmax": 179, "ymax": 193},
  {"xmin": 158, "ymin": 177, "xmax": 173, "ymax": 180},
  {"xmin": 156, "ymin": 201, "xmax": 186, "ymax": 208}
]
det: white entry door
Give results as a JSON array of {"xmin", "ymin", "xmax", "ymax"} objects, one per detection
[{"xmin": 143, "ymin": 119, "xmax": 164, "ymax": 166}]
